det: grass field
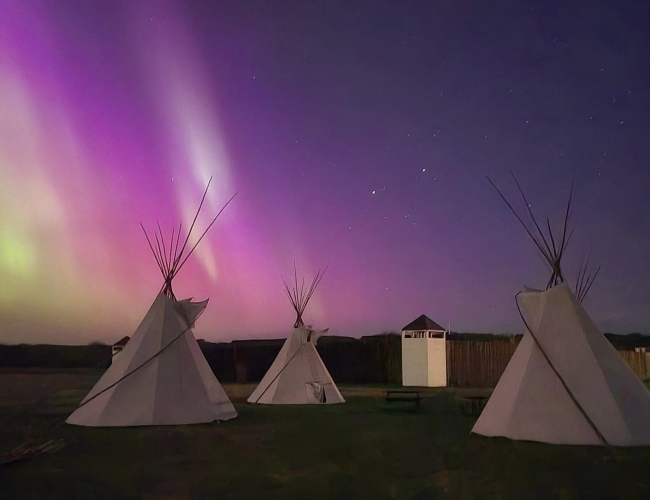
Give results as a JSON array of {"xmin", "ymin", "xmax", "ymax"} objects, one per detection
[{"xmin": 1, "ymin": 371, "xmax": 650, "ymax": 500}]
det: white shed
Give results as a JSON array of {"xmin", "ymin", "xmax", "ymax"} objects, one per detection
[{"xmin": 401, "ymin": 315, "xmax": 447, "ymax": 387}]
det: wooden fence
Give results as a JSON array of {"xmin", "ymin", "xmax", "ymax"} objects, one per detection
[
  {"xmin": 446, "ymin": 339, "xmax": 648, "ymax": 387},
  {"xmin": 446, "ymin": 338, "xmax": 521, "ymax": 387},
  {"xmin": 617, "ymin": 350, "xmax": 648, "ymax": 380},
  {"xmin": 0, "ymin": 335, "xmax": 646, "ymax": 388},
  {"xmin": 201, "ymin": 334, "xmax": 403, "ymax": 385},
  {"xmin": 207, "ymin": 336, "xmax": 647, "ymax": 388}
]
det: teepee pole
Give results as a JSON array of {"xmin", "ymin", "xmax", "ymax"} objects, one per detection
[
  {"xmin": 486, "ymin": 177, "xmax": 555, "ymax": 269},
  {"xmin": 170, "ymin": 177, "xmax": 213, "ymax": 274},
  {"xmin": 154, "ymin": 226, "xmax": 168, "ymax": 276},
  {"xmin": 175, "ymin": 191, "xmax": 239, "ymax": 274},
  {"xmin": 141, "ymin": 224, "xmax": 165, "ymax": 277},
  {"xmin": 510, "ymin": 171, "xmax": 555, "ymax": 261}
]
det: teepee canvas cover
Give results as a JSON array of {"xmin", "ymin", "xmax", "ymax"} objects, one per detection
[
  {"xmin": 472, "ymin": 284, "xmax": 650, "ymax": 446},
  {"xmin": 67, "ymin": 179, "xmax": 237, "ymax": 427},
  {"xmin": 248, "ymin": 268, "xmax": 344, "ymax": 405},
  {"xmin": 67, "ymin": 294, "xmax": 237, "ymax": 426}
]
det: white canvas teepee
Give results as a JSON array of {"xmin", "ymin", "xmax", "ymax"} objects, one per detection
[
  {"xmin": 67, "ymin": 294, "xmax": 237, "ymax": 426},
  {"xmin": 474, "ymin": 174, "xmax": 650, "ymax": 446},
  {"xmin": 472, "ymin": 284, "xmax": 650, "ymax": 446},
  {"xmin": 67, "ymin": 179, "xmax": 238, "ymax": 427},
  {"xmin": 248, "ymin": 268, "xmax": 345, "ymax": 405}
]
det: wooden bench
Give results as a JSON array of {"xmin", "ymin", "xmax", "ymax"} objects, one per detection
[{"xmin": 385, "ymin": 390, "xmax": 423, "ymax": 407}]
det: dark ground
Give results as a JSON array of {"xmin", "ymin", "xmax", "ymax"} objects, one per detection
[{"xmin": 1, "ymin": 370, "xmax": 649, "ymax": 500}]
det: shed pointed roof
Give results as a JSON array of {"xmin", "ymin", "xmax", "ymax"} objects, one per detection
[{"xmin": 402, "ymin": 314, "xmax": 445, "ymax": 332}]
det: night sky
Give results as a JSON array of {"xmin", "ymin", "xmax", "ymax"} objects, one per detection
[{"xmin": 2, "ymin": 0, "xmax": 650, "ymax": 344}]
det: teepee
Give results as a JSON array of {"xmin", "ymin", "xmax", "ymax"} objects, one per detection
[
  {"xmin": 67, "ymin": 180, "xmax": 238, "ymax": 427},
  {"xmin": 248, "ymin": 267, "xmax": 345, "ymax": 405},
  {"xmin": 472, "ymin": 174, "xmax": 650, "ymax": 446}
]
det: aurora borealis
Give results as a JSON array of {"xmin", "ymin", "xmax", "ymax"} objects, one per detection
[{"xmin": 2, "ymin": 0, "xmax": 650, "ymax": 344}]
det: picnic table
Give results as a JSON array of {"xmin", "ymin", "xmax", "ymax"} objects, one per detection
[{"xmin": 385, "ymin": 390, "xmax": 424, "ymax": 407}]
